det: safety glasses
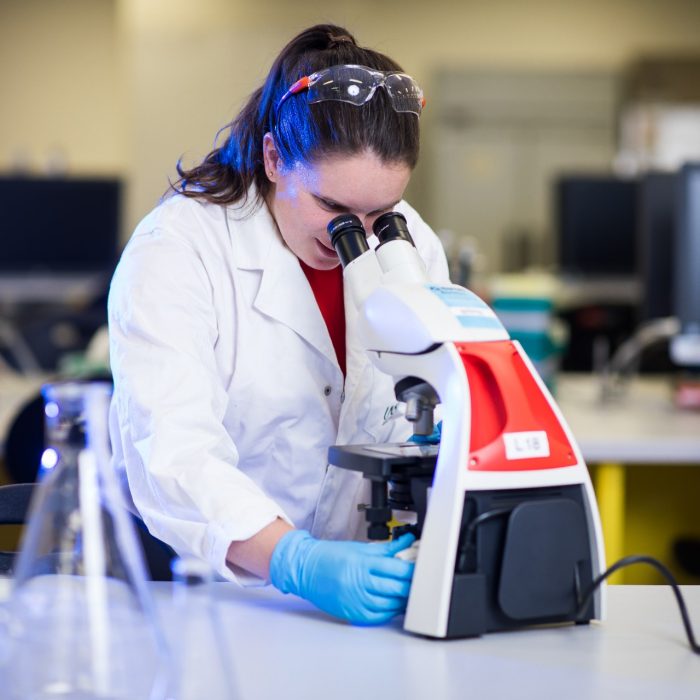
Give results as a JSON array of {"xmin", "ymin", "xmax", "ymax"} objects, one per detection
[{"xmin": 276, "ymin": 64, "xmax": 425, "ymax": 118}]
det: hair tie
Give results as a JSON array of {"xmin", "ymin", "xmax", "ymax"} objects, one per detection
[{"xmin": 328, "ymin": 33, "xmax": 356, "ymax": 47}]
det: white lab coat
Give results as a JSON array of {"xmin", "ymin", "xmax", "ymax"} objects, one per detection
[{"xmin": 108, "ymin": 190, "xmax": 449, "ymax": 583}]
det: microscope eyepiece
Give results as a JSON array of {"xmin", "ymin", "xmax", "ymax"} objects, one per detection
[
  {"xmin": 372, "ymin": 211, "xmax": 416, "ymax": 247},
  {"xmin": 327, "ymin": 214, "xmax": 369, "ymax": 268}
]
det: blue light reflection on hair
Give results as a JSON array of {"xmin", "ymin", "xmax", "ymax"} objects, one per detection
[{"xmin": 172, "ymin": 25, "xmax": 420, "ymax": 207}]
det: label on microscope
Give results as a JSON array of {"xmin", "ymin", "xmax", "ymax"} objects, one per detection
[
  {"xmin": 426, "ymin": 285, "xmax": 505, "ymax": 331},
  {"xmin": 503, "ymin": 431, "xmax": 550, "ymax": 460}
]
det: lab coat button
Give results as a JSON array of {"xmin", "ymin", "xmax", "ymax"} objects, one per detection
[{"xmin": 324, "ymin": 385, "xmax": 332, "ymax": 397}]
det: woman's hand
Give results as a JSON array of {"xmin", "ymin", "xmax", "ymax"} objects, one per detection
[{"xmin": 270, "ymin": 530, "xmax": 415, "ymax": 625}]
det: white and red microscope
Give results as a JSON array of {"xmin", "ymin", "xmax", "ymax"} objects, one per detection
[{"xmin": 327, "ymin": 212, "xmax": 606, "ymax": 639}]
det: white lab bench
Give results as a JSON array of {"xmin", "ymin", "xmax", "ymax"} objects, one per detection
[
  {"xmin": 127, "ymin": 582, "xmax": 700, "ymax": 700},
  {"xmin": 0, "ymin": 578, "xmax": 698, "ymax": 700}
]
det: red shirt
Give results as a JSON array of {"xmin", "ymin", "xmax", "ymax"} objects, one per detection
[{"xmin": 299, "ymin": 261, "xmax": 346, "ymax": 376}]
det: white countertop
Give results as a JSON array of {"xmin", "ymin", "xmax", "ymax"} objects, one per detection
[
  {"xmin": 2, "ymin": 578, "xmax": 698, "ymax": 700},
  {"xmin": 153, "ymin": 583, "xmax": 700, "ymax": 700}
]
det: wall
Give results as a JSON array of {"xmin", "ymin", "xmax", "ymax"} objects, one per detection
[
  {"xmin": 0, "ymin": 0, "xmax": 124, "ymax": 175},
  {"xmin": 2, "ymin": 0, "xmax": 700, "ymax": 236}
]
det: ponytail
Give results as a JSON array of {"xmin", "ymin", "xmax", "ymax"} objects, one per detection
[{"xmin": 171, "ymin": 24, "xmax": 420, "ymax": 207}]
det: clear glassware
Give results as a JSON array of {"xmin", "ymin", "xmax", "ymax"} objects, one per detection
[
  {"xmin": 37, "ymin": 378, "xmax": 86, "ymax": 480},
  {"xmin": 0, "ymin": 381, "xmax": 170, "ymax": 700},
  {"xmin": 168, "ymin": 556, "xmax": 238, "ymax": 700}
]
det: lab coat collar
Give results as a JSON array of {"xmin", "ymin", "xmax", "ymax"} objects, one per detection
[
  {"xmin": 227, "ymin": 195, "xmax": 340, "ymax": 370},
  {"xmin": 227, "ymin": 190, "xmax": 378, "ymax": 441},
  {"xmin": 226, "ymin": 191, "xmax": 274, "ymax": 272}
]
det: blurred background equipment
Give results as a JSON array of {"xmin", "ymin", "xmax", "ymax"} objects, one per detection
[
  {"xmin": 0, "ymin": 176, "xmax": 120, "ymax": 280},
  {"xmin": 638, "ymin": 171, "xmax": 676, "ymax": 323},
  {"xmin": 0, "ymin": 176, "xmax": 120, "ymax": 372},
  {"xmin": 670, "ymin": 162, "xmax": 700, "ymax": 373},
  {"xmin": 556, "ymin": 175, "xmax": 638, "ymax": 278},
  {"xmin": 489, "ymin": 272, "xmax": 567, "ymax": 393},
  {"xmin": 618, "ymin": 56, "xmax": 700, "ymax": 173},
  {"xmin": 598, "ymin": 162, "xmax": 700, "ymax": 399},
  {"xmin": 554, "ymin": 174, "xmax": 640, "ymax": 372},
  {"xmin": 429, "ymin": 69, "xmax": 619, "ymax": 277}
]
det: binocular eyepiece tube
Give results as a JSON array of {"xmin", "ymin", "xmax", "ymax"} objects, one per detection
[
  {"xmin": 327, "ymin": 214, "xmax": 369, "ymax": 268},
  {"xmin": 327, "ymin": 211, "xmax": 418, "ymax": 269},
  {"xmin": 327, "ymin": 209, "xmax": 427, "ymax": 304},
  {"xmin": 372, "ymin": 211, "xmax": 415, "ymax": 247}
]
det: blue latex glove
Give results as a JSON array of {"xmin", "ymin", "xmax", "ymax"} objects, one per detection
[
  {"xmin": 409, "ymin": 419, "xmax": 442, "ymax": 445},
  {"xmin": 270, "ymin": 530, "xmax": 415, "ymax": 625}
]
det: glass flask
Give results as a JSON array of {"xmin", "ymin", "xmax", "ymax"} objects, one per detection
[
  {"xmin": 168, "ymin": 556, "xmax": 238, "ymax": 700},
  {"xmin": 0, "ymin": 381, "xmax": 170, "ymax": 700}
]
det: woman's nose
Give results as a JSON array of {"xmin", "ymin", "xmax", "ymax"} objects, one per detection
[{"xmin": 361, "ymin": 215, "xmax": 378, "ymax": 235}]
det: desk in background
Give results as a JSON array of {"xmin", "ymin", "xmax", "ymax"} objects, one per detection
[{"xmin": 557, "ymin": 373, "xmax": 700, "ymax": 582}]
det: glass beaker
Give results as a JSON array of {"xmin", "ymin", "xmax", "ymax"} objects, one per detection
[
  {"xmin": 168, "ymin": 556, "xmax": 238, "ymax": 700},
  {"xmin": 0, "ymin": 381, "xmax": 170, "ymax": 700}
]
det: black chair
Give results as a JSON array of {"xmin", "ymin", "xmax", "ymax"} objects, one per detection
[
  {"xmin": 0, "ymin": 483, "xmax": 34, "ymax": 575},
  {"xmin": 4, "ymin": 394, "xmax": 44, "ymax": 484}
]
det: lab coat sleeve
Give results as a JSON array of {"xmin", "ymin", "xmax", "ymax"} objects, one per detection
[{"xmin": 108, "ymin": 225, "xmax": 291, "ymax": 585}]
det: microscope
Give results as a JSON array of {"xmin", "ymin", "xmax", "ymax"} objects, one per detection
[{"xmin": 327, "ymin": 212, "xmax": 606, "ymax": 639}]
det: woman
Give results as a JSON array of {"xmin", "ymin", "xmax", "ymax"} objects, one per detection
[{"xmin": 108, "ymin": 24, "xmax": 449, "ymax": 625}]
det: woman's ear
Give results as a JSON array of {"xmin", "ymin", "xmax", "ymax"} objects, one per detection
[{"xmin": 262, "ymin": 133, "xmax": 281, "ymax": 182}]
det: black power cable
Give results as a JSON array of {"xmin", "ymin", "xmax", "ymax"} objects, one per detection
[
  {"xmin": 577, "ymin": 554, "xmax": 700, "ymax": 654},
  {"xmin": 455, "ymin": 507, "xmax": 512, "ymax": 572},
  {"xmin": 463, "ymin": 509, "xmax": 699, "ymax": 653}
]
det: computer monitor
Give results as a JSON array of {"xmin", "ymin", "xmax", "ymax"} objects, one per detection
[
  {"xmin": 637, "ymin": 171, "xmax": 676, "ymax": 322},
  {"xmin": 671, "ymin": 162, "xmax": 700, "ymax": 367},
  {"xmin": 0, "ymin": 176, "xmax": 121, "ymax": 274},
  {"xmin": 556, "ymin": 175, "xmax": 638, "ymax": 277}
]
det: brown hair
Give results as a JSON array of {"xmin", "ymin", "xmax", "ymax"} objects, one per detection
[{"xmin": 171, "ymin": 24, "xmax": 421, "ymax": 207}]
